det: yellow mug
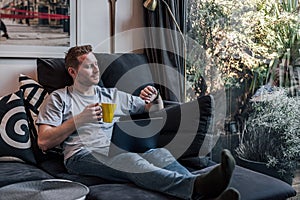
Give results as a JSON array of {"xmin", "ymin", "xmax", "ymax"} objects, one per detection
[{"xmin": 100, "ymin": 103, "xmax": 117, "ymax": 123}]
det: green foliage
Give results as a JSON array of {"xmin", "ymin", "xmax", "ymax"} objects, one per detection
[
  {"xmin": 186, "ymin": 0, "xmax": 229, "ymax": 98},
  {"xmin": 236, "ymin": 88, "xmax": 300, "ymax": 179},
  {"xmin": 186, "ymin": 0, "xmax": 300, "ymax": 94},
  {"xmin": 187, "ymin": 0, "xmax": 228, "ymax": 50},
  {"xmin": 254, "ymin": 0, "xmax": 300, "ymax": 60}
]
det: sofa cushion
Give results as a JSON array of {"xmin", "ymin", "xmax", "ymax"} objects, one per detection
[
  {"xmin": 95, "ymin": 53, "xmax": 154, "ymax": 96},
  {"xmin": 0, "ymin": 90, "xmax": 36, "ymax": 164},
  {"xmin": 194, "ymin": 165, "xmax": 297, "ymax": 200},
  {"xmin": 36, "ymin": 58, "xmax": 73, "ymax": 93},
  {"xmin": 0, "ymin": 161, "xmax": 53, "ymax": 188},
  {"xmin": 87, "ymin": 184, "xmax": 179, "ymax": 200},
  {"xmin": 129, "ymin": 95, "xmax": 213, "ymax": 170},
  {"xmin": 119, "ymin": 95, "xmax": 214, "ymax": 170},
  {"xmin": 231, "ymin": 166, "xmax": 297, "ymax": 200}
]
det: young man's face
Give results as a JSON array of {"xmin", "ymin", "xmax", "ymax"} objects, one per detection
[{"xmin": 73, "ymin": 52, "xmax": 100, "ymax": 86}]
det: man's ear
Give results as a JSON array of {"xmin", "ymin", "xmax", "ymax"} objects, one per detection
[{"xmin": 68, "ymin": 67, "xmax": 76, "ymax": 78}]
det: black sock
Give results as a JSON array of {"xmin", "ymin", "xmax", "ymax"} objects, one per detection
[
  {"xmin": 193, "ymin": 149, "xmax": 236, "ymax": 198},
  {"xmin": 214, "ymin": 188, "xmax": 240, "ymax": 200}
]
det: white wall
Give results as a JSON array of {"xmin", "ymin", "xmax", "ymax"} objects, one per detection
[
  {"xmin": 0, "ymin": 59, "xmax": 37, "ymax": 96},
  {"xmin": 0, "ymin": 0, "xmax": 145, "ymax": 97},
  {"xmin": 77, "ymin": 0, "xmax": 144, "ymax": 53}
]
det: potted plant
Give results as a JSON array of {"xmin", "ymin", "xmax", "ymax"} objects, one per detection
[{"xmin": 235, "ymin": 87, "xmax": 300, "ymax": 184}]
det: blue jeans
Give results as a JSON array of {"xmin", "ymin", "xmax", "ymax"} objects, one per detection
[{"xmin": 65, "ymin": 148, "xmax": 197, "ymax": 199}]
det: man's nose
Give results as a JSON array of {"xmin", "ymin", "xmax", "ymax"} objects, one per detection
[{"xmin": 93, "ymin": 65, "xmax": 99, "ymax": 72}]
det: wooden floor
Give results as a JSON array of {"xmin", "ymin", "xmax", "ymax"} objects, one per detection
[{"xmin": 289, "ymin": 162, "xmax": 300, "ymax": 199}]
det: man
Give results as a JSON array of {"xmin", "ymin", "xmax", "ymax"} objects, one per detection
[
  {"xmin": 0, "ymin": 19, "xmax": 9, "ymax": 39},
  {"xmin": 37, "ymin": 45, "xmax": 240, "ymax": 200}
]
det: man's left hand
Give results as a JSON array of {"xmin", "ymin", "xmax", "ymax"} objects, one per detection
[{"xmin": 140, "ymin": 86, "xmax": 158, "ymax": 104}]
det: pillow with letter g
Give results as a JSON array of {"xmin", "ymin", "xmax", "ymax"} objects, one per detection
[{"xmin": 0, "ymin": 90, "xmax": 36, "ymax": 164}]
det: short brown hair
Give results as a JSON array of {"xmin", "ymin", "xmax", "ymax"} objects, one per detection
[{"xmin": 65, "ymin": 45, "xmax": 93, "ymax": 70}]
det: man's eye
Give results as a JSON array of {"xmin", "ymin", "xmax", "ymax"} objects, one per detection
[
  {"xmin": 83, "ymin": 64, "xmax": 92, "ymax": 68},
  {"xmin": 84, "ymin": 63, "xmax": 97, "ymax": 68}
]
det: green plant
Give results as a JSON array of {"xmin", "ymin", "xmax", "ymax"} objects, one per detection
[
  {"xmin": 186, "ymin": 0, "xmax": 229, "ymax": 98},
  {"xmin": 254, "ymin": 0, "xmax": 300, "ymax": 62},
  {"xmin": 249, "ymin": 0, "xmax": 300, "ymax": 96},
  {"xmin": 236, "ymin": 88, "xmax": 300, "ymax": 181},
  {"xmin": 186, "ymin": 0, "xmax": 300, "ymax": 126},
  {"xmin": 187, "ymin": 0, "xmax": 300, "ymax": 88},
  {"xmin": 186, "ymin": 0, "xmax": 268, "ymax": 93}
]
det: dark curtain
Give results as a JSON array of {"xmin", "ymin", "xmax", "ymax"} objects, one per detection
[{"xmin": 143, "ymin": 0, "xmax": 187, "ymax": 102}]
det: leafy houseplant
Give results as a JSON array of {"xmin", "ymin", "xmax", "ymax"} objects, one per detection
[{"xmin": 235, "ymin": 88, "xmax": 300, "ymax": 184}]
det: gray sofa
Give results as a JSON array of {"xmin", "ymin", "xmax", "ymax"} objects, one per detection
[{"xmin": 0, "ymin": 53, "xmax": 296, "ymax": 200}]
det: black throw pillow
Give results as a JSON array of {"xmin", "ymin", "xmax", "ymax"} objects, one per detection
[
  {"xmin": 95, "ymin": 53, "xmax": 154, "ymax": 96},
  {"xmin": 37, "ymin": 58, "xmax": 73, "ymax": 93},
  {"xmin": 149, "ymin": 95, "xmax": 214, "ymax": 163}
]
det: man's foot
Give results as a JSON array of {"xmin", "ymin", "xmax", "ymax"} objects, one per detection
[
  {"xmin": 213, "ymin": 188, "xmax": 240, "ymax": 200},
  {"xmin": 193, "ymin": 149, "xmax": 236, "ymax": 198},
  {"xmin": 2, "ymin": 33, "xmax": 9, "ymax": 39}
]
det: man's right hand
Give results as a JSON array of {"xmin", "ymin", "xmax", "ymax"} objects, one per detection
[{"xmin": 75, "ymin": 103, "xmax": 102, "ymax": 125}]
